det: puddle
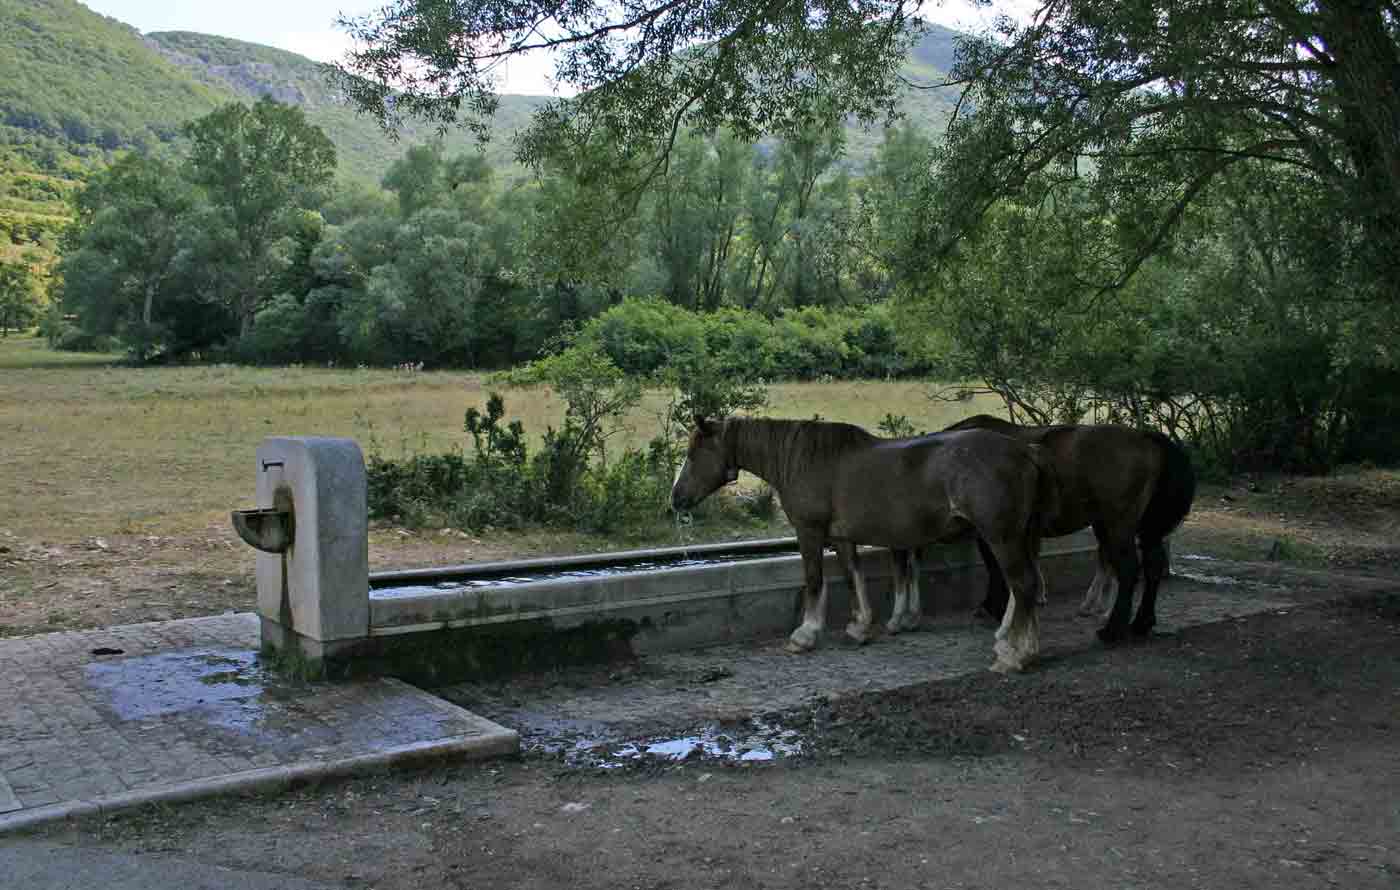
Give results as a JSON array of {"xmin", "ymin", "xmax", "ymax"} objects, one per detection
[
  {"xmin": 1175, "ymin": 571, "xmax": 1242, "ymax": 586},
  {"xmin": 516, "ymin": 715, "xmax": 807, "ymax": 769},
  {"xmin": 82, "ymin": 648, "xmax": 305, "ymax": 737}
]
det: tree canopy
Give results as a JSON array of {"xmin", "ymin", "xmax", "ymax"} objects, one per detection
[
  {"xmin": 333, "ymin": 0, "xmax": 922, "ymax": 182},
  {"xmin": 921, "ymin": 0, "xmax": 1400, "ymax": 295},
  {"xmin": 184, "ymin": 98, "xmax": 338, "ymax": 335}
]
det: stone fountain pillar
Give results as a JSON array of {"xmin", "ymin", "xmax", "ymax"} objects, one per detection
[{"xmin": 234, "ymin": 437, "xmax": 369, "ymax": 667}]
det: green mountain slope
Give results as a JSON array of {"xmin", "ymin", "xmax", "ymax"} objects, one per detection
[
  {"xmin": 0, "ymin": 0, "xmax": 225, "ymax": 153},
  {"xmin": 0, "ymin": 0, "xmax": 968, "ymax": 263},
  {"xmin": 144, "ymin": 31, "xmax": 551, "ymax": 182}
]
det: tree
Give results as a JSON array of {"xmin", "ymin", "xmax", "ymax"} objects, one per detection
[
  {"xmin": 332, "ymin": 0, "xmax": 920, "ymax": 186},
  {"xmin": 184, "ymin": 98, "xmax": 337, "ymax": 335},
  {"xmin": 0, "ymin": 260, "xmax": 40, "ymax": 334},
  {"xmin": 858, "ymin": 123, "xmax": 936, "ymax": 296},
  {"xmin": 55, "ymin": 154, "xmax": 216, "ymax": 360},
  {"xmin": 917, "ymin": 0, "xmax": 1400, "ymax": 299}
]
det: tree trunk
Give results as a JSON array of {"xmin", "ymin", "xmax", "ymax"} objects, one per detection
[{"xmin": 1313, "ymin": 2, "xmax": 1400, "ymax": 277}]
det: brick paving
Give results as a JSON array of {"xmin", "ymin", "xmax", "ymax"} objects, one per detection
[{"xmin": 0, "ymin": 613, "xmax": 515, "ymax": 831}]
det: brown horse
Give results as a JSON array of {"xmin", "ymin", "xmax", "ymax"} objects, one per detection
[
  {"xmin": 943, "ymin": 414, "xmax": 1197, "ymax": 642},
  {"xmin": 670, "ymin": 416, "xmax": 1056, "ymax": 673}
]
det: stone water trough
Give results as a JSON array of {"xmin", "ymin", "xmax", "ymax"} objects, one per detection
[{"xmin": 233, "ymin": 437, "xmax": 1100, "ymax": 682}]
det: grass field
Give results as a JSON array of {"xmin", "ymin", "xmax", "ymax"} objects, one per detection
[
  {"xmin": 4, "ymin": 335, "xmax": 1399, "ymax": 637},
  {"xmin": 0, "ymin": 336, "xmax": 1004, "ymax": 541}
]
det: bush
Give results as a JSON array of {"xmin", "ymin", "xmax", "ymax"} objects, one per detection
[
  {"xmin": 49, "ymin": 321, "xmax": 120, "ymax": 353},
  {"xmin": 701, "ymin": 308, "xmax": 779, "ymax": 377},
  {"xmin": 587, "ymin": 296, "xmax": 705, "ymax": 375},
  {"xmin": 237, "ymin": 294, "xmax": 309, "ymax": 365},
  {"xmin": 768, "ymin": 306, "xmax": 853, "ymax": 379},
  {"xmin": 579, "ymin": 297, "xmax": 927, "ymax": 382},
  {"xmin": 365, "ymin": 391, "xmax": 675, "ymax": 534}
]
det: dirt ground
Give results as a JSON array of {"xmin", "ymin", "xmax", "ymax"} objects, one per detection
[{"xmin": 24, "ymin": 579, "xmax": 1400, "ymax": 889}]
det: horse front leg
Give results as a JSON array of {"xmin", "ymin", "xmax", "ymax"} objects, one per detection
[
  {"xmin": 836, "ymin": 540, "xmax": 874, "ymax": 644},
  {"xmin": 786, "ymin": 529, "xmax": 829, "ymax": 653}
]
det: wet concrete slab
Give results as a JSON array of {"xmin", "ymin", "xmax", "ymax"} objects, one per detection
[{"xmin": 0, "ymin": 614, "xmax": 517, "ymax": 835}]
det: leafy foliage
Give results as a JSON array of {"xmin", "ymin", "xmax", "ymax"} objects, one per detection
[
  {"xmin": 916, "ymin": 0, "xmax": 1400, "ymax": 292},
  {"xmin": 0, "ymin": 259, "xmax": 41, "ymax": 333},
  {"xmin": 367, "ymin": 388, "xmax": 680, "ymax": 535},
  {"xmin": 335, "ymin": 0, "xmax": 925, "ymax": 186},
  {"xmin": 184, "ymin": 98, "xmax": 337, "ymax": 336}
]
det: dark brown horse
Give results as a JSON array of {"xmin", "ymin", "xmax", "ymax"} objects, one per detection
[
  {"xmin": 943, "ymin": 414, "xmax": 1197, "ymax": 642},
  {"xmin": 671, "ymin": 417, "xmax": 1056, "ymax": 673}
]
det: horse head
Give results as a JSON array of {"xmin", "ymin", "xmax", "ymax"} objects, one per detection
[{"xmin": 671, "ymin": 415, "xmax": 738, "ymax": 511}]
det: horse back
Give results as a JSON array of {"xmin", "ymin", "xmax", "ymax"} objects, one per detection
[{"xmin": 1033, "ymin": 425, "xmax": 1167, "ymax": 532}]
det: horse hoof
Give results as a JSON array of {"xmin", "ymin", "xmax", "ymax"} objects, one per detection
[
  {"xmin": 784, "ymin": 639, "xmax": 813, "ymax": 654},
  {"xmin": 787, "ymin": 626, "xmax": 818, "ymax": 652},
  {"xmin": 1097, "ymin": 624, "xmax": 1129, "ymax": 645},
  {"xmin": 989, "ymin": 657, "xmax": 1022, "ymax": 674},
  {"xmin": 1130, "ymin": 620, "xmax": 1156, "ymax": 637},
  {"xmin": 886, "ymin": 615, "xmax": 921, "ymax": 635},
  {"xmin": 845, "ymin": 622, "xmax": 872, "ymax": 645}
]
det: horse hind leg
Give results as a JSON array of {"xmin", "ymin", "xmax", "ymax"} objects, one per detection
[
  {"xmin": 1078, "ymin": 524, "xmax": 1117, "ymax": 617},
  {"xmin": 988, "ymin": 539, "xmax": 1042, "ymax": 674},
  {"xmin": 886, "ymin": 548, "xmax": 910, "ymax": 635},
  {"xmin": 886, "ymin": 548, "xmax": 924, "ymax": 634},
  {"xmin": 905, "ymin": 548, "xmax": 925, "ymax": 629},
  {"xmin": 837, "ymin": 540, "xmax": 875, "ymax": 645},
  {"xmin": 1078, "ymin": 559, "xmax": 1119, "ymax": 618},
  {"xmin": 1097, "ymin": 532, "xmax": 1140, "ymax": 644},
  {"xmin": 1132, "ymin": 538, "xmax": 1169, "ymax": 636}
]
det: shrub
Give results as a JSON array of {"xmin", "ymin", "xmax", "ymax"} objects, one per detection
[
  {"xmin": 586, "ymin": 296, "xmax": 705, "ymax": 375},
  {"xmin": 768, "ymin": 306, "xmax": 853, "ymax": 379}
]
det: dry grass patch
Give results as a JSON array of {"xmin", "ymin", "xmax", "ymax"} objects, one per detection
[{"xmin": 0, "ymin": 337, "xmax": 1009, "ymax": 634}]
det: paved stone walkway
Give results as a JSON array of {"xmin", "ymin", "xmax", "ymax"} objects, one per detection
[{"xmin": 0, "ymin": 614, "xmax": 516, "ymax": 833}]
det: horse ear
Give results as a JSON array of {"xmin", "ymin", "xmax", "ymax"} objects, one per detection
[{"xmin": 694, "ymin": 415, "xmax": 713, "ymax": 435}]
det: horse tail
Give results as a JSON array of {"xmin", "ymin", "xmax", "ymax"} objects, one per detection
[{"xmin": 1139, "ymin": 431, "xmax": 1197, "ymax": 544}]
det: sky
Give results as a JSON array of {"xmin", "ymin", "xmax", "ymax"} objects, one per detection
[{"xmin": 80, "ymin": 1, "xmax": 1033, "ymax": 97}]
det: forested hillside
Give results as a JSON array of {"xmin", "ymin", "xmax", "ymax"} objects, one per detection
[{"xmin": 0, "ymin": 0, "xmax": 963, "ymax": 284}]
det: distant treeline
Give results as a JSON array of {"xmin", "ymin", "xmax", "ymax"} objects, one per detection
[{"xmin": 48, "ymin": 97, "xmax": 935, "ymax": 377}]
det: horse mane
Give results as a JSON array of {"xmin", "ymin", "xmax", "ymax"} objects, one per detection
[{"xmin": 725, "ymin": 417, "xmax": 879, "ymax": 489}]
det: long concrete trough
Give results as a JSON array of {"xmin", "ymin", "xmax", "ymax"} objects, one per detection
[{"xmin": 234, "ymin": 436, "xmax": 1100, "ymax": 683}]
